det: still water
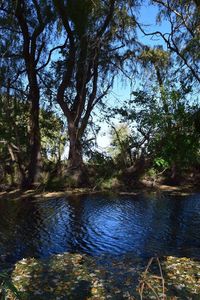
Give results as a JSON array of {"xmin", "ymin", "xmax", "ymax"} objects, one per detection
[{"xmin": 0, "ymin": 193, "xmax": 200, "ymax": 265}]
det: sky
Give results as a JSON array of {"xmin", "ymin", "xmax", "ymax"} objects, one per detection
[
  {"xmin": 62, "ymin": 1, "xmax": 173, "ymax": 159},
  {"xmin": 45, "ymin": 1, "xmax": 173, "ymax": 159},
  {"xmin": 95, "ymin": 1, "xmax": 171, "ymax": 152}
]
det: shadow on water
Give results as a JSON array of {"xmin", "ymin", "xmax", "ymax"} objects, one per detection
[{"xmin": 0, "ymin": 192, "xmax": 200, "ymax": 267}]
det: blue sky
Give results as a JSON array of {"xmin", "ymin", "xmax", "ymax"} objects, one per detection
[
  {"xmin": 111, "ymin": 1, "xmax": 171, "ymax": 103},
  {"xmin": 95, "ymin": 1, "xmax": 172, "ymax": 151},
  {"xmin": 138, "ymin": 1, "xmax": 170, "ymax": 43},
  {"xmin": 63, "ymin": 2, "xmax": 172, "ymax": 157}
]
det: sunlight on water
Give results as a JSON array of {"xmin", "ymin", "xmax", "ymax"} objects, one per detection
[{"xmin": 0, "ymin": 193, "xmax": 200, "ymax": 265}]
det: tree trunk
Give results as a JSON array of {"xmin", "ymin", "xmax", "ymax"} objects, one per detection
[
  {"xmin": 170, "ymin": 162, "xmax": 181, "ymax": 185},
  {"xmin": 67, "ymin": 124, "xmax": 87, "ymax": 187},
  {"xmin": 28, "ymin": 97, "xmax": 41, "ymax": 185},
  {"xmin": 15, "ymin": 0, "xmax": 45, "ymax": 190},
  {"xmin": 21, "ymin": 87, "xmax": 41, "ymax": 190},
  {"xmin": 68, "ymin": 139, "xmax": 83, "ymax": 170},
  {"xmin": 68, "ymin": 123, "xmax": 83, "ymax": 167}
]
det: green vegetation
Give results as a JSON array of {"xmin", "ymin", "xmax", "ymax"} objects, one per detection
[
  {"xmin": 0, "ymin": 0, "xmax": 199, "ymax": 190},
  {"xmin": 113, "ymin": 80, "xmax": 200, "ymax": 185},
  {"xmin": 0, "ymin": 1, "xmax": 200, "ymax": 296}
]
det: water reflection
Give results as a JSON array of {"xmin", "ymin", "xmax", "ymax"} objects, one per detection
[{"xmin": 0, "ymin": 193, "xmax": 200, "ymax": 265}]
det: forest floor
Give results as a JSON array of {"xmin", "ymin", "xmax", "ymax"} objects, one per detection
[{"xmin": 2, "ymin": 253, "xmax": 200, "ymax": 299}]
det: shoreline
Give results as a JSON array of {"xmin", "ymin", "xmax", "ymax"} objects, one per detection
[{"xmin": 0, "ymin": 182, "xmax": 199, "ymax": 201}]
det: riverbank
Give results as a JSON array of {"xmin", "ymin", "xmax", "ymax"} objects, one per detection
[
  {"xmin": 2, "ymin": 253, "xmax": 200, "ymax": 299},
  {"xmin": 0, "ymin": 181, "xmax": 199, "ymax": 202},
  {"xmin": 0, "ymin": 186, "xmax": 200, "ymax": 299}
]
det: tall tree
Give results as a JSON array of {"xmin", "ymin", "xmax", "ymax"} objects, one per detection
[
  {"xmin": 0, "ymin": 0, "xmax": 54, "ymax": 188},
  {"xmin": 51, "ymin": 0, "xmax": 137, "ymax": 184}
]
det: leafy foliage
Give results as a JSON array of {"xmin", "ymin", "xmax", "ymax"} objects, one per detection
[
  {"xmin": 0, "ymin": 1, "xmax": 199, "ymax": 188},
  {"xmin": 0, "ymin": 270, "xmax": 21, "ymax": 300},
  {"xmin": 112, "ymin": 76, "xmax": 200, "ymax": 179}
]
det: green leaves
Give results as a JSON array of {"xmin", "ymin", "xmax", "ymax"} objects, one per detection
[
  {"xmin": 154, "ymin": 158, "xmax": 169, "ymax": 169},
  {"xmin": 0, "ymin": 270, "xmax": 21, "ymax": 300},
  {"xmin": 112, "ymin": 65, "xmax": 200, "ymax": 178},
  {"xmin": 139, "ymin": 47, "xmax": 170, "ymax": 69}
]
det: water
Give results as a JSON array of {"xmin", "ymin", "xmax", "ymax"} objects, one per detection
[{"xmin": 0, "ymin": 193, "xmax": 200, "ymax": 266}]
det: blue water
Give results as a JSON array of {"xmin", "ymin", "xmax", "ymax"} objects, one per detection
[{"xmin": 0, "ymin": 193, "xmax": 200, "ymax": 265}]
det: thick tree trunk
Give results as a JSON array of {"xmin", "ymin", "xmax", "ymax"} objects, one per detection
[
  {"xmin": 68, "ymin": 139, "xmax": 83, "ymax": 170},
  {"xmin": 21, "ymin": 87, "xmax": 41, "ymax": 190},
  {"xmin": 67, "ymin": 124, "xmax": 87, "ymax": 187},
  {"xmin": 68, "ymin": 123, "xmax": 83, "ymax": 168},
  {"xmin": 15, "ymin": 1, "xmax": 42, "ymax": 190}
]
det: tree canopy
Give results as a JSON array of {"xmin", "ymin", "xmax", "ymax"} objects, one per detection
[{"xmin": 0, "ymin": 0, "xmax": 199, "ymax": 189}]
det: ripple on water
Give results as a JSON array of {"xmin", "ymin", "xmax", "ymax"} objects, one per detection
[{"xmin": 0, "ymin": 193, "xmax": 200, "ymax": 265}]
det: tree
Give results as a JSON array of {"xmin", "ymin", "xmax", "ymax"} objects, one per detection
[
  {"xmin": 154, "ymin": 0, "xmax": 200, "ymax": 83},
  {"xmin": 0, "ymin": 94, "xmax": 28, "ymax": 186},
  {"xmin": 0, "ymin": 92, "xmax": 67, "ymax": 187},
  {"xmin": 109, "ymin": 124, "xmax": 133, "ymax": 169},
  {"xmin": 115, "ymin": 76, "xmax": 200, "ymax": 181},
  {"xmin": 136, "ymin": 0, "xmax": 200, "ymax": 84},
  {"xmin": 0, "ymin": 0, "xmax": 54, "ymax": 188},
  {"xmin": 40, "ymin": 109, "xmax": 67, "ymax": 165},
  {"xmin": 1, "ymin": 0, "xmax": 139, "ymax": 187},
  {"xmin": 51, "ymin": 0, "xmax": 138, "ymax": 185}
]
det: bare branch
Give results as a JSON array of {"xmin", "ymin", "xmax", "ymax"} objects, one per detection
[{"xmin": 36, "ymin": 39, "xmax": 68, "ymax": 72}]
